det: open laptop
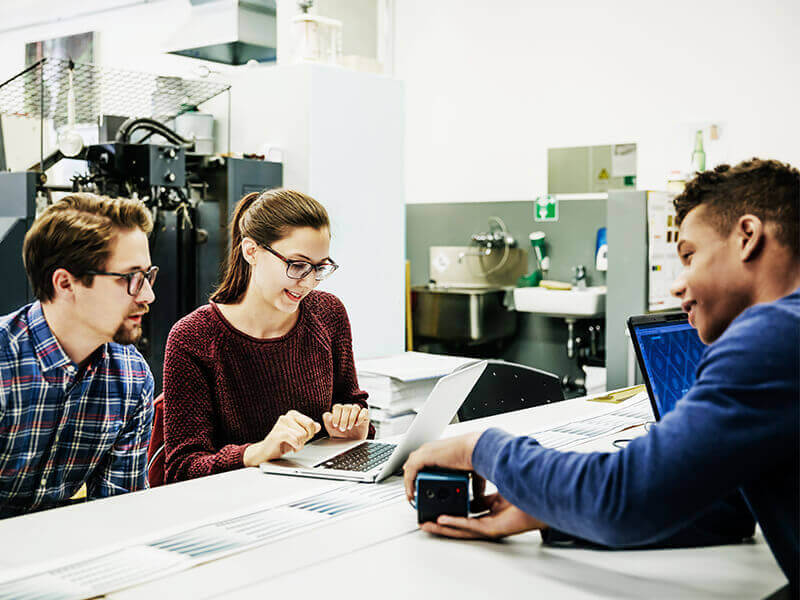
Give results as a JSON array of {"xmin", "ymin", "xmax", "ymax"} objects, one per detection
[
  {"xmin": 627, "ymin": 312, "xmax": 707, "ymax": 420},
  {"xmin": 259, "ymin": 360, "xmax": 488, "ymax": 483}
]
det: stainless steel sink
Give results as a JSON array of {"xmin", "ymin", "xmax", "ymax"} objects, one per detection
[{"xmin": 411, "ymin": 285, "xmax": 517, "ymax": 345}]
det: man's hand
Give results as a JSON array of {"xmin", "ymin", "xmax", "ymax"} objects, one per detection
[
  {"xmin": 402, "ymin": 432, "xmax": 484, "ymax": 503},
  {"xmin": 420, "ymin": 493, "xmax": 547, "ymax": 540},
  {"xmin": 322, "ymin": 404, "xmax": 370, "ymax": 440},
  {"xmin": 243, "ymin": 410, "xmax": 321, "ymax": 466}
]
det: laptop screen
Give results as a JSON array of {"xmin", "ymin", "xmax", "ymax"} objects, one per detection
[{"xmin": 629, "ymin": 314, "xmax": 706, "ymax": 419}]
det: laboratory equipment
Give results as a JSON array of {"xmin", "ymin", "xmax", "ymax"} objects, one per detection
[
  {"xmin": 292, "ymin": 0, "xmax": 342, "ymax": 65},
  {"xmin": 56, "ymin": 65, "xmax": 83, "ymax": 157}
]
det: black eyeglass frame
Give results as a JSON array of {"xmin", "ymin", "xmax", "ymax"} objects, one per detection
[
  {"xmin": 85, "ymin": 265, "xmax": 159, "ymax": 296},
  {"xmin": 259, "ymin": 244, "xmax": 339, "ymax": 281}
]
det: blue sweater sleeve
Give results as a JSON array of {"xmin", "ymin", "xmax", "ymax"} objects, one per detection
[{"xmin": 472, "ymin": 302, "xmax": 799, "ymax": 547}]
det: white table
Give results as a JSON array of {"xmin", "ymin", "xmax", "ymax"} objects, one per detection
[{"xmin": 0, "ymin": 395, "xmax": 788, "ymax": 599}]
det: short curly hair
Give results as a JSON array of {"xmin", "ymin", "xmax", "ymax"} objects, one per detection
[{"xmin": 674, "ymin": 158, "xmax": 799, "ymax": 257}]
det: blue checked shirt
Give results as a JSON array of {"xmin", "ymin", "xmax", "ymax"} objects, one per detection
[{"xmin": 0, "ymin": 302, "xmax": 154, "ymax": 518}]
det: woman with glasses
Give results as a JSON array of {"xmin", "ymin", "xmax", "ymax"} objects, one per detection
[{"xmin": 162, "ymin": 189, "xmax": 371, "ymax": 482}]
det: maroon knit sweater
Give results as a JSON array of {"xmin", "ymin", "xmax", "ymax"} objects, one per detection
[{"xmin": 163, "ymin": 290, "xmax": 370, "ymax": 482}]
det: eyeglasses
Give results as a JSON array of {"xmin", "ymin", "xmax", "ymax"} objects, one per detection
[
  {"xmin": 260, "ymin": 244, "xmax": 338, "ymax": 281},
  {"xmin": 86, "ymin": 266, "xmax": 159, "ymax": 296}
]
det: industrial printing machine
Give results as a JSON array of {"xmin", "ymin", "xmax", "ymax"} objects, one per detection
[{"xmin": 0, "ymin": 59, "xmax": 282, "ymax": 390}]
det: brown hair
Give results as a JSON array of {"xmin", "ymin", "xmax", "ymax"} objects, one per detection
[
  {"xmin": 210, "ymin": 188, "xmax": 330, "ymax": 304},
  {"xmin": 23, "ymin": 193, "xmax": 153, "ymax": 302},
  {"xmin": 674, "ymin": 158, "xmax": 799, "ymax": 257}
]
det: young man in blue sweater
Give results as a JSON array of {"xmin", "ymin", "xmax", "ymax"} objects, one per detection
[{"xmin": 403, "ymin": 158, "xmax": 799, "ymax": 591}]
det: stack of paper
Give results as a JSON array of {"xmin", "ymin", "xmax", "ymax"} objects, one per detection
[
  {"xmin": 356, "ymin": 352, "xmax": 478, "ymax": 438},
  {"xmin": 370, "ymin": 412, "xmax": 417, "ymax": 439},
  {"xmin": 359, "ymin": 378, "xmax": 438, "ymax": 415}
]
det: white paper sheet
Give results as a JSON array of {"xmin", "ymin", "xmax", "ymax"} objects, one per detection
[
  {"xmin": 356, "ymin": 352, "xmax": 478, "ymax": 382},
  {"xmin": 528, "ymin": 393, "xmax": 653, "ymax": 449},
  {"xmin": 647, "ymin": 191, "xmax": 683, "ymax": 311},
  {"xmin": 0, "ymin": 482, "xmax": 406, "ymax": 600}
]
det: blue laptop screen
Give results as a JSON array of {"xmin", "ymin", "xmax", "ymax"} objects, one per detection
[{"xmin": 633, "ymin": 320, "xmax": 706, "ymax": 417}]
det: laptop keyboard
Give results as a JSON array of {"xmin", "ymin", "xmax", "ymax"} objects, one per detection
[{"xmin": 315, "ymin": 442, "xmax": 397, "ymax": 472}]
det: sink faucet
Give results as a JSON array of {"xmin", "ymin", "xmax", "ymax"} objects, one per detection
[{"xmin": 572, "ymin": 265, "xmax": 587, "ymax": 289}]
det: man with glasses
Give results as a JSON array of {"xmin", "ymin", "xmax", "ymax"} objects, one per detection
[{"xmin": 0, "ymin": 193, "xmax": 157, "ymax": 517}]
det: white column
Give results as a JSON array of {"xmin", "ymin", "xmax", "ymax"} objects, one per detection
[{"xmin": 228, "ymin": 63, "xmax": 405, "ymax": 358}]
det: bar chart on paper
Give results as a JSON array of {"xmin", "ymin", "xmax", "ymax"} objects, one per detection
[
  {"xmin": 529, "ymin": 394, "xmax": 653, "ymax": 450},
  {"xmin": 0, "ymin": 483, "xmax": 406, "ymax": 600}
]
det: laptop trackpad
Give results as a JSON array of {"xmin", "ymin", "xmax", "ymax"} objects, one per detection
[{"xmin": 269, "ymin": 438, "xmax": 363, "ymax": 469}]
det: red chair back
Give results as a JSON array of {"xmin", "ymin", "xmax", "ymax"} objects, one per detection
[{"xmin": 147, "ymin": 392, "xmax": 166, "ymax": 487}]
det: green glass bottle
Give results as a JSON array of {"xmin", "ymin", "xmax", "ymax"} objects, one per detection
[{"xmin": 691, "ymin": 129, "xmax": 706, "ymax": 173}]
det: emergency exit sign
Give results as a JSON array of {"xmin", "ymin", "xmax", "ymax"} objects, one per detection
[{"xmin": 534, "ymin": 195, "xmax": 558, "ymax": 222}]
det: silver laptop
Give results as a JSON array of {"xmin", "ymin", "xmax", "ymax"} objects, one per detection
[{"xmin": 259, "ymin": 360, "xmax": 488, "ymax": 483}]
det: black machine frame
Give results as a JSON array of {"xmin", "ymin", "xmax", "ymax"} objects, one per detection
[{"xmin": 0, "ymin": 59, "xmax": 283, "ymax": 392}]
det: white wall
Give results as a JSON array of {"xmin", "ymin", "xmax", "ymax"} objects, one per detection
[
  {"xmin": 315, "ymin": 0, "xmax": 378, "ymax": 59},
  {"xmin": 394, "ymin": 0, "xmax": 800, "ymax": 203},
  {"xmin": 0, "ymin": 1, "xmax": 207, "ymax": 82},
  {"xmin": 224, "ymin": 64, "xmax": 407, "ymax": 359},
  {"xmin": 2, "ymin": 0, "xmax": 798, "ymax": 207}
]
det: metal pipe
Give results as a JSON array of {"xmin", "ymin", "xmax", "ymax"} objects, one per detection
[
  {"xmin": 39, "ymin": 59, "xmax": 44, "ymax": 175},
  {"xmin": 115, "ymin": 117, "xmax": 192, "ymax": 147},
  {"xmin": 0, "ymin": 58, "xmax": 43, "ymax": 89},
  {"xmin": 227, "ymin": 88, "xmax": 232, "ymax": 155},
  {"xmin": 565, "ymin": 318, "xmax": 576, "ymax": 359},
  {"xmin": 176, "ymin": 204, "xmax": 185, "ymax": 315}
]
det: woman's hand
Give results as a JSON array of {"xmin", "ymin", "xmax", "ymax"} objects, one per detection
[
  {"xmin": 243, "ymin": 410, "xmax": 321, "ymax": 466},
  {"xmin": 322, "ymin": 404, "xmax": 370, "ymax": 440}
]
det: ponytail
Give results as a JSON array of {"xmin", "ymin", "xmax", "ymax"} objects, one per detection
[
  {"xmin": 210, "ymin": 192, "xmax": 260, "ymax": 304},
  {"xmin": 210, "ymin": 188, "xmax": 331, "ymax": 304}
]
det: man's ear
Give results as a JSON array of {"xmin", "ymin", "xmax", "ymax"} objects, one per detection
[
  {"xmin": 736, "ymin": 214, "xmax": 764, "ymax": 262},
  {"xmin": 51, "ymin": 268, "xmax": 77, "ymax": 300}
]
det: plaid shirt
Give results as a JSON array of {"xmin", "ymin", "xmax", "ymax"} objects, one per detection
[{"xmin": 0, "ymin": 302, "xmax": 154, "ymax": 518}]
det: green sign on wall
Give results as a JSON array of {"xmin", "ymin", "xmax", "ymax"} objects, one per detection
[{"xmin": 534, "ymin": 194, "xmax": 558, "ymax": 222}]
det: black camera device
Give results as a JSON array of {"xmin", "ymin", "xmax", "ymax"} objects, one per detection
[{"xmin": 415, "ymin": 468, "xmax": 470, "ymax": 524}]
